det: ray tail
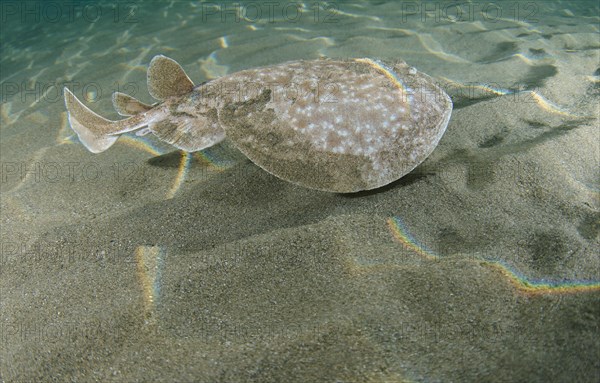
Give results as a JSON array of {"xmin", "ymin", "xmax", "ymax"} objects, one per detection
[{"xmin": 64, "ymin": 88, "xmax": 151, "ymax": 153}]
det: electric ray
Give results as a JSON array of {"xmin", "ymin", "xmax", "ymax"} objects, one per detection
[{"xmin": 64, "ymin": 55, "xmax": 452, "ymax": 192}]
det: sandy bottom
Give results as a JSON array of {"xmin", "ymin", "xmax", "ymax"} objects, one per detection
[{"xmin": 1, "ymin": 1, "xmax": 599, "ymax": 382}]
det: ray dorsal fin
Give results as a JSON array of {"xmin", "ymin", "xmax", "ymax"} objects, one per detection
[
  {"xmin": 147, "ymin": 55, "xmax": 194, "ymax": 101},
  {"xmin": 112, "ymin": 92, "xmax": 154, "ymax": 116}
]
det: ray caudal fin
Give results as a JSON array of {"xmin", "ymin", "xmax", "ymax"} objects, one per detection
[{"xmin": 64, "ymin": 88, "xmax": 147, "ymax": 153}]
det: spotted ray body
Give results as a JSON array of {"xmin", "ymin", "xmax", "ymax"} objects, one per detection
[{"xmin": 64, "ymin": 55, "xmax": 452, "ymax": 192}]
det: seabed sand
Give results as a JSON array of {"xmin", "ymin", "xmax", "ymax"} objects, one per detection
[{"xmin": 1, "ymin": 1, "xmax": 599, "ymax": 382}]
